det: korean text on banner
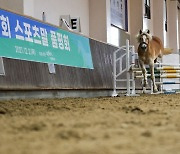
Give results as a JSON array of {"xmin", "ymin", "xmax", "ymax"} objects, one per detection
[{"xmin": 0, "ymin": 9, "xmax": 93, "ymax": 69}]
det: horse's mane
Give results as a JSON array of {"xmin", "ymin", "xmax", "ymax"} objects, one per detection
[{"xmin": 136, "ymin": 30, "xmax": 152, "ymax": 43}]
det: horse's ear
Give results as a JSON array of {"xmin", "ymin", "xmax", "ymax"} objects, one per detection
[
  {"xmin": 139, "ymin": 29, "xmax": 142, "ymax": 34},
  {"xmin": 146, "ymin": 29, "xmax": 150, "ymax": 34}
]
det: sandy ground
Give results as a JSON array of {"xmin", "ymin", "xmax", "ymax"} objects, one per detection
[{"xmin": 0, "ymin": 94, "xmax": 180, "ymax": 154}]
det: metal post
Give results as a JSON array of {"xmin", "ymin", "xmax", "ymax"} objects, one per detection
[
  {"xmin": 131, "ymin": 46, "xmax": 136, "ymax": 95},
  {"xmin": 112, "ymin": 50, "xmax": 118, "ymax": 97},
  {"xmin": 126, "ymin": 40, "xmax": 130, "ymax": 96},
  {"xmin": 42, "ymin": 12, "xmax": 46, "ymax": 22},
  {"xmin": 159, "ymin": 62, "xmax": 163, "ymax": 93},
  {"xmin": 42, "ymin": 12, "xmax": 56, "ymax": 74}
]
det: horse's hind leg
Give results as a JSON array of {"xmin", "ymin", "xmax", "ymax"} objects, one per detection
[
  {"xmin": 139, "ymin": 60, "xmax": 148, "ymax": 88},
  {"xmin": 149, "ymin": 63, "xmax": 158, "ymax": 93}
]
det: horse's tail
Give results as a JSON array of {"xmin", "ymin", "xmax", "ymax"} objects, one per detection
[{"xmin": 162, "ymin": 48, "xmax": 173, "ymax": 55}]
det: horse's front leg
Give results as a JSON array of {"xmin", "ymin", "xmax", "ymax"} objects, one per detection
[
  {"xmin": 139, "ymin": 60, "xmax": 148, "ymax": 88},
  {"xmin": 149, "ymin": 63, "xmax": 158, "ymax": 93}
]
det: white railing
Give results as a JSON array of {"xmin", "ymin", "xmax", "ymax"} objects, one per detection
[{"xmin": 112, "ymin": 40, "xmax": 137, "ymax": 96}]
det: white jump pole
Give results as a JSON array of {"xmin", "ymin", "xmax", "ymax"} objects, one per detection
[
  {"xmin": 131, "ymin": 46, "xmax": 136, "ymax": 95},
  {"xmin": 126, "ymin": 39, "xmax": 130, "ymax": 96},
  {"xmin": 112, "ymin": 48, "xmax": 120, "ymax": 97},
  {"xmin": 112, "ymin": 51, "xmax": 117, "ymax": 96},
  {"xmin": 135, "ymin": 74, "xmax": 180, "ymax": 78},
  {"xmin": 132, "ymin": 67, "xmax": 180, "ymax": 71}
]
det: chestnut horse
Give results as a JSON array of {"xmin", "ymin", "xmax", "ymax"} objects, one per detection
[{"xmin": 136, "ymin": 29, "xmax": 172, "ymax": 93}]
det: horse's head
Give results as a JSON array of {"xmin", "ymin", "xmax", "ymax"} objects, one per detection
[{"xmin": 136, "ymin": 29, "xmax": 152, "ymax": 51}]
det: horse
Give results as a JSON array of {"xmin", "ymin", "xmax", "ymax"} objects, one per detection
[{"xmin": 136, "ymin": 29, "xmax": 172, "ymax": 93}]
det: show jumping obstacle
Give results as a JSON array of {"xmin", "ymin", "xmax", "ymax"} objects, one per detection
[{"xmin": 112, "ymin": 39, "xmax": 180, "ymax": 97}]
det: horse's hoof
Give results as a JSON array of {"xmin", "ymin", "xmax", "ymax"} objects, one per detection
[
  {"xmin": 143, "ymin": 83, "xmax": 148, "ymax": 87},
  {"xmin": 142, "ymin": 87, "xmax": 146, "ymax": 93},
  {"xmin": 143, "ymin": 80, "xmax": 148, "ymax": 87},
  {"xmin": 153, "ymin": 89, "xmax": 158, "ymax": 93}
]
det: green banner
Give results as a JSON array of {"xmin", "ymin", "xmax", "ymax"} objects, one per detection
[{"xmin": 0, "ymin": 9, "xmax": 93, "ymax": 69}]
